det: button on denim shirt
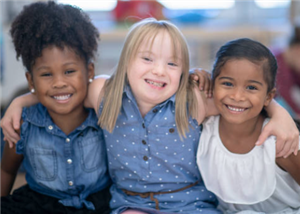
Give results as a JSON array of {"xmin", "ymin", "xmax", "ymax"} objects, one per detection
[
  {"xmin": 16, "ymin": 103, "xmax": 110, "ymax": 210},
  {"xmin": 100, "ymin": 85, "xmax": 219, "ymax": 213}
]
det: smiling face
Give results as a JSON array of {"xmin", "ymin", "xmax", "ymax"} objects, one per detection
[
  {"xmin": 26, "ymin": 46, "xmax": 94, "ymax": 120},
  {"xmin": 213, "ymin": 59, "xmax": 275, "ymax": 125},
  {"xmin": 127, "ymin": 30, "xmax": 183, "ymax": 115}
]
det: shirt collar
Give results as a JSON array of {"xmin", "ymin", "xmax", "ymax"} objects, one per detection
[
  {"xmin": 24, "ymin": 103, "xmax": 100, "ymax": 131},
  {"xmin": 123, "ymin": 84, "xmax": 176, "ymax": 108}
]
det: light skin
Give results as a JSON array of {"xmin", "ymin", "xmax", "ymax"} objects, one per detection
[
  {"xmin": 1, "ymin": 46, "xmax": 94, "ymax": 196},
  {"xmin": 127, "ymin": 31, "xmax": 183, "ymax": 117},
  {"xmin": 213, "ymin": 59, "xmax": 300, "ymax": 185}
]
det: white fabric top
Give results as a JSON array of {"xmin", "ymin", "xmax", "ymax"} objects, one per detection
[{"xmin": 197, "ymin": 115, "xmax": 300, "ymax": 213}]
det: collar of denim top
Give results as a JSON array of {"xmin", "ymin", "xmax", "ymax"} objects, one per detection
[{"xmin": 23, "ymin": 103, "xmax": 100, "ymax": 132}]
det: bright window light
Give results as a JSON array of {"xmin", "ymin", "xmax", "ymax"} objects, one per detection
[
  {"xmin": 57, "ymin": 0, "xmax": 117, "ymax": 11},
  {"xmin": 255, "ymin": 0, "xmax": 290, "ymax": 8},
  {"xmin": 158, "ymin": 0, "xmax": 235, "ymax": 10}
]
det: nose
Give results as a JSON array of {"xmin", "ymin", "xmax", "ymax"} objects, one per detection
[
  {"xmin": 229, "ymin": 88, "xmax": 245, "ymax": 101},
  {"xmin": 151, "ymin": 62, "xmax": 165, "ymax": 76},
  {"xmin": 52, "ymin": 75, "xmax": 67, "ymax": 88}
]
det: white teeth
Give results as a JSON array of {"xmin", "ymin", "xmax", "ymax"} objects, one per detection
[
  {"xmin": 53, "ymin": 94, "xmax": 71, "ymax": 100},
  {"xmin": 146, "ymin": 80, "xmax": 164, "ymax": 87},
  {"xmin": 227, "ymin": 105, "xmax": 245, "ymax": 112}
]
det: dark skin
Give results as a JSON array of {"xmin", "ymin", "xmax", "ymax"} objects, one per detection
[
  {"xmin": 276, "ymin": 154, "xmax": 300, "ymax": 185},
  {"xmin": 1, "ymin": 46, "xmax": 95, "ymax": 196},
  {"xmin": 1, "ymin": 129, "xmax": 23, "ymax": 196}
]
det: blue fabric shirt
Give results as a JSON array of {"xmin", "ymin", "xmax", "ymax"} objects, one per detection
[
  {"xmin": 16, "ymin": 103, "xmax": 110, "ymax": 210},
  {"xmin": 100, "ymin": 85, "xmax": 220, "ymax": 214}
]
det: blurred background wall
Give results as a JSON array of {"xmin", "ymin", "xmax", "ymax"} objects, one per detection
[{"xmin": 1, "ymin": 0, "xmax": 300, "ymax": 117}]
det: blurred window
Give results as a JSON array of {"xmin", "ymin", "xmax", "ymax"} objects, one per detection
[
  {"xmin": 158, "ymin": 0, "xmax": 235, "ymax": 10},
  {"xmin": 57, "ymin": 0, "xmax": 117, "ymax": 11},
  {"xmin": 254, "ymin": 0, "xmax": 291, "ymax": 9}
]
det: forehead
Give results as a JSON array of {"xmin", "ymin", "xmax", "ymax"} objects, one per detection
[
  {"xmin": 35, "ymin": 46, "xmax": 79, "ymax": 63},
  {"xmin": 136, "ymin": 30, "xmax": 181, "ymax": 57},
  {"xmin": 221, "ymin": 59, "xmax": 265, "ymax": 81}
]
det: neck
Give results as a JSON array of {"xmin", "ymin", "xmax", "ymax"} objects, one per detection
[
  {"xmin": 49, "ymin": 107, "xmax": 88, "ymax": 135},
  {"xmin": 218, "ymin": 115, "xmax": 265, "ymax": 154},
  {"xmin": 136, "ymin": 101, "xmax": 156, "ymax": 118}
]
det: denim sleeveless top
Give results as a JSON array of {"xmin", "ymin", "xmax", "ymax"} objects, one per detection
[
  {"xmin": 99, "ymin": 85, "xmax": 220, "ymax": 214},
  {"xmin": 16, "ymin": 103, "xmax": 110, "ymax": 210}
]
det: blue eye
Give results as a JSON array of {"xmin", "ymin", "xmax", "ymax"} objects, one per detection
[{"xmin": 247, "ymin": 85, "xmax": 257, "ymax": 90}]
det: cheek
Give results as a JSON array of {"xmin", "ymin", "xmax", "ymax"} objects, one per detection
[{"xmin": 212, "ymin": 87, "xmax": 224, "ymax": 100}]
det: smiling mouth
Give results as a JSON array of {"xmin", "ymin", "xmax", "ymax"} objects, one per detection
[
  {"xmin": 226, "ymin": 105, "xmax": 247, "ymax": 112},
  {"xmin": 145, "ymin": 79, "xmax": 166, "ymax": 87},
  {"xmin": 53, "ymin": 94, "xmax": 72, "ymax": 101}
]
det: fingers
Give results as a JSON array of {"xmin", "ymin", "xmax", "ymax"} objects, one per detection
[
  {"xmin": 256, "ymin": 127, "xmax": 270, "ymax": 146},
  {"xmin": 202, "ymin": 72, "xmax": 211, "ymax": 98},
  {"xmin": 4, "ymin": 138, "xmax": 14, "ymax": 149},
  {"xmin": 12, "ymin": 117, "xmax": 21, "ymax": 130},
  {"xmin": 191, "ymin": 68, "xmax": 212, "ymax": 98},
  {"xmin": 275, "ymin": 139, "xmax": 291, "ymax": 158},
  {"xmin": 0, "ymin": 119, "xmax": 20, "ymax": 145},
  {"xmin": 275, "ymin": 132, "xmax": 299, "ymax": 158},
  {"xmin": 207, "ymin": 72, "xmax": 213, "ymax": 98}
]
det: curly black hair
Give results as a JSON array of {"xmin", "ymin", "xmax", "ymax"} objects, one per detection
[{"xmin": 10, "ymin": 1, "xmax": 100, "ymax": 72}]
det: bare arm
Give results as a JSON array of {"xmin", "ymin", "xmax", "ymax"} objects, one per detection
[
  {"xmin": 259, "ymin": 99, "xmax": 299, "ymax": 158},
  {"xmin": 84, "ymin": 75, "xmax": 109, "ymax": 112},
  {"xmin": 0, "ymin": 93, "xmax": 38, "ymax": 146},
  {"xmin": 1, "ymin": 75, "xmax": 109, "ymax": 146},
  {"xmin": 1, "ymin": 143, "xmax": 24, "ymax": 196},
  {"xmin": 194, "ymin": 87, "xmax": 219, "ymax": 125}
]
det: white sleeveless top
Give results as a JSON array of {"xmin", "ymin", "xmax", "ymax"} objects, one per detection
[{"xmin": 197, "ymin": 116, "xmax": 300, "ymax": 213}]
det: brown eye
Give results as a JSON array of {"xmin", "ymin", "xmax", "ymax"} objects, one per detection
[
  {"xmin": 41, "ymin": 73, "xmax": 51, "ymax": 77},
  {"xmin": 65, "ymin": 70, "xmax": 75, "ymax": 74}
]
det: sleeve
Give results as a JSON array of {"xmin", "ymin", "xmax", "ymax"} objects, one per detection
[{"xmin": 16, "ymin": 108, "xmax": 29, "ymax": 155}]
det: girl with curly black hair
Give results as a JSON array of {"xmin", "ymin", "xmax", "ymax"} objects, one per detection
[{"xmin": 1, "ymin": 1, "xmax": 111, "ymax": 214}]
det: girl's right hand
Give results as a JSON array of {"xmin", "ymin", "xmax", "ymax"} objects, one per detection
[
  {"xmin": 189, "ymin": 68, "xmax": 213, "ymax": 98},
  {"xmin": 1, "ymin": 93, "xmax": 39, "ymax": 148},
  {"xmin": 0, "ymin": 99, "xmax": 23, "ymax": 148}
]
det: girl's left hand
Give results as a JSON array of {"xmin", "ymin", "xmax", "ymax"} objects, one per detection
[
  {"xmin": 256, "ymin": 111, "xmax": 299, "ymax": 158},
  {"xmin": 189, "ymin": 68, "xmax": 213, "ymax": 98}
]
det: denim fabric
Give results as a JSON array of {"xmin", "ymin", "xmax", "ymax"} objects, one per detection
[
  {"xmin": 100, "ymin": 85, "xmax": 220, "ymax": 214},
  {"xmin": 16, "ymin": 104, "xmax": 110, "ymax": 210}
]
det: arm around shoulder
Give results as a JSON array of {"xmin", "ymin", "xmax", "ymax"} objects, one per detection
[
  {"xmin": 84, "ymin": 75, "xmax": 109, "ymax": 112},
  {"xmin": 0, "ymin": 93, "xmax": 38, "ymax": 146},
  {"xmin": 193, "ymin": 87, "xmax": 219, "ymax": 125},
  {"xmin": 262, "ymin": 99, "xmax": 299, "ymax": 158}
]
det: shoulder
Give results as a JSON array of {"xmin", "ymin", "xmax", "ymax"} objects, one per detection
[
  {"xmin": 22, "ymin": 104, "xmax": 47, "ymax": 124},
  {"xmin": 86, "ymin": 75, "xmax": 109, "ymax": 111}
]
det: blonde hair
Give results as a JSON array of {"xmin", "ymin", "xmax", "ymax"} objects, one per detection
[{"xmin": 98, "ymin": 18, "xmax": 198, "ymax": 138}]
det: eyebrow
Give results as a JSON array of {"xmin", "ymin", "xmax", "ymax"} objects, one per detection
[
  {"xmin": 218, "ymin": 76, "xmax": 263, "ymax": 86},
  {"xmin": 137, "ymin": 51, "xmax": 182, "ymax": 61},
  {"xmin": 35, "ymin": 62, "xmax": 77, "ymax": 72}
]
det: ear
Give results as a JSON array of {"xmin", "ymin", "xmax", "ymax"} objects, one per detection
[
  {"xmin": 264, "ymin": 88, "xmax": 276, "ymax": 107},
  {"xmin": 25, "ymin": 72, "xmax": 34, "ymax": 92},
  {"xmin": 87, "ymin": 63, "xmax": 95, "ymax": 80}
]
